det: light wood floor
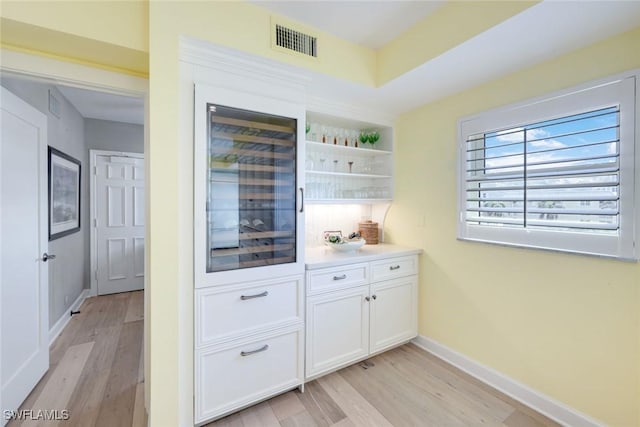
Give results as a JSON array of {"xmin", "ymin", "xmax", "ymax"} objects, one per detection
[
  {"xmin": 8, "ymin": 291, "xmax": 145, "ymax": 427},
  {"xmin": 207, "ymin": 345, "xmax": 560, "ymax": 427},
  {"xmin": 12, "ymin": 291, "xmax": 559, "ymax": 427}
]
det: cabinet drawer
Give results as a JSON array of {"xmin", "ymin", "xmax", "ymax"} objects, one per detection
[
  {"xmin": 306, "ymin": 263, "xmax": 368, "ymax": 295},
  {"xmin": 196, "ymin": 276, "xmax": 303, "ymax": 348},
  {"xmin": 195, "ymin": 328, "xmax": 303, "ymax": 423},
  {"xmin": 370, "ymin": 256, "xmax": 417, "ymax": 282}
]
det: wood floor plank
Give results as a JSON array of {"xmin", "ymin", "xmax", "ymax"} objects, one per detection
[
  {"xmin": 503, "ymin": 409, "xmax": 553, "ymax": 427},
  {"xmin": 20, "ymin": 342, "xmax": 94, "ymax": 427},
  {"xmin": 98, "ymin": 293, "xmax": 130, "ymax": 329},
  {"xmin": 208, "ymin": 411, "xmax": 244, "ymax": 427},
  {"xmin": 49, "ymin": 297, "xmax": 102, "ymax": 364},
  {"xmin": 404, "ymin": 345, "xmax": 561, "ymax": 427},
  {"xmin": 340, "ymin": 356, "xmax": 470, "ymax": 427},
  {"xmin": 292, "ymin": 390, "xmax": 331, "ymax": 427},
  {"xmin": 372, "ymin": 346, "xmax": 509, "ymax": 425},
  {"xmin": 316, "ymin": 372, "xmax": 393, "ymax": 427},
  {"xmin": 94, "ymin": 319, "xmax": 143, "ymax": 427},
  {"xmin": 124, "ymin": 291, "xmax": 144, "ymax": 323},
  {"xmin": 240, "ymin": 401, "xmax": 280, "ymax": 427},
  {"xmin": 398, "ymin": 345, "xmax": 515, "ymax": 419},
  {"xmin": 297, "ymin": 382, "xmax": 346, "ymax": 426},
  {"xmin": 66, "ymin": 325, "xmax": 122, "ymax": 427},
  {"xmin": 131, "ymin": 382, "xmax": 146, "ymax": 427},
  {"xmin": 268, "ymin": 391, "xmax": 305, "ymax": 421},
  {"xmin": 280, "ymin": 410, "xmax": 318, "ymax": 427}
]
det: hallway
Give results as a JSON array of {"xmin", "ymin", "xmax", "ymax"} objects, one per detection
[{"xmin": 7, "ymin": 291, "xmax": 145, "ymax": 426}]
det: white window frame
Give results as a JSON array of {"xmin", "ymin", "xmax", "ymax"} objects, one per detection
[{"xmin": 457, "ymin": 71, "xmax": 639, "ymax": 260}]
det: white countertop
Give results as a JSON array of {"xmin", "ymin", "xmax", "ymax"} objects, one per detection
[{"xmin": 305, "ymin": 243, "xmax": 423, "ymax": 270}]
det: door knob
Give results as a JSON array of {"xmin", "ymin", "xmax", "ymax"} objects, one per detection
[{"xmin": 42, "ymin": 253, "xmax": 56, "ymax": 262}]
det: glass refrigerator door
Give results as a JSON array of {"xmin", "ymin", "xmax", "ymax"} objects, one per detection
[{"xmin": 207, "ymin": 103, "xmax": 297, "ymax": 273}]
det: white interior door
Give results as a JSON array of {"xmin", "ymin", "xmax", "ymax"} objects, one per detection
[
  {"xmin": 95, "ymin": 154, "xmax": 144, "ymax": 295},
  {"xmin": 1, "ymin": 87, "xmax": 49, "ymax": 424}
]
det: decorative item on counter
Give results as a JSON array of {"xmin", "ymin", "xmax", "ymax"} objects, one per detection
[
  {"xmin": 358, "ymin": 220, "xmax": 379, "ymax": 244},
  {"xmin": 324, "ymin": 231, "xmax": 365, "ymax": 252}
]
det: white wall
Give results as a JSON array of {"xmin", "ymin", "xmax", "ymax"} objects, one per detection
[
  {"xmin": 85, "ymin": 118, "xmax": 143, "ymax": 153},
  {"xmin": 1, "ymin": 76, "xmax": 88, "ymax": 328}
]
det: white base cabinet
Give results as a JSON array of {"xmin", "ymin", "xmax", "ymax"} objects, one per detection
[
  {"xmin": 194, "ymin": 275, "xmax": 304, "ymax": 424},
  {"xmin": 305, "ymin": 255, "xmax": 418, "ymax": 378}
]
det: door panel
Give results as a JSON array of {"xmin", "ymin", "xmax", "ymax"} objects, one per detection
[
  {"xmin": 1, "ymin": 87, "xmax": 49, "ymax": 424},
  {"xmin": 96, "ymin": 155, "xmax": 144, "ymax": 295},
  {"xmin": 370, "ymin": 277, "xmax": 418, "ymax": 354},
  {"xmin": 306, "ymin": 286, "xmax": 370, "ymax": 378}
]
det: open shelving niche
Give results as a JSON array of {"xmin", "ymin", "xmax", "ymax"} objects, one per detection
[{"xmin": 304, "ymin": 110, "xmax": 394, "ymax": 244}]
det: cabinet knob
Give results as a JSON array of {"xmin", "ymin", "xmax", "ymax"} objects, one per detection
[
  {"xmin": 372, "ymin": 294, "xmax": 377, "ymax": 300},
  {"xmin": 365, "ymin": 296, "xmax": 370, "ymax": 302}
]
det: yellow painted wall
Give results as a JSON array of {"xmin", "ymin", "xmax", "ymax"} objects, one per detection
[
  {"xmin": 385, "ymin": 27, "xmax": 640, "ymax": 427},
  {"xmin": 376, "ymin": 1, "xmax": 538, "ymax": 85},
  {"xmin": 0, "ymin": 1, "xmax": 149, "ymax": 75}
]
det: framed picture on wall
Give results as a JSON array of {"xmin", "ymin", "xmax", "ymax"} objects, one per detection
[{"xmin": 48, "ymin": 147, "xmax": 81, "ymax": 240}]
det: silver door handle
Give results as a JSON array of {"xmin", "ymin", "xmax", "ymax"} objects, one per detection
[
  {"xmin": 389, "ymin": 265, "xmax": 400, "ymax": 271},
  {"xmin": 333, "ymin": 274, "xmax": 347, "ymax": 281},
  {"xmin": 240, "ymin": 344, "xmax": 269, "ymax": 357},
  {"xmin": 299, "ymin": 187, "xmax": 304, "ymax": 213},
  {"xmin": 240, "ymin": 291, "xmax": 268, "ymax": 300},
  {"xmin": 42, "ymin": 253, "xmax": 56, "ymax": 262}
]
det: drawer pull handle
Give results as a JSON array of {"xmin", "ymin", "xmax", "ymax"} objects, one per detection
[
  {"xmin": 333, "ymin": 274, "xmax": 347, "ymax": 281},
  {"xmin": 389, "ymin": 265, "xmax": 401, "ymax": 271},
  {"xmin": 240, "ymin": 344, "xmax": 269, "ymax": 357},
  {"xmin": 240, "ymin": 291, "xmax": 268, "ymax": 300}
]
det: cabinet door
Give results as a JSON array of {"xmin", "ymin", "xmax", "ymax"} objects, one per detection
[
  {"xmin": 370, "ymin": 276, "xmax": 417, "ymax": 354},
  {"xmin": 306, "ymin": 286, "xmax": 370, "ymax": 378},
  {"xmin": 194, "ymin": 84, "xmax": 306, "ymax": 287}
]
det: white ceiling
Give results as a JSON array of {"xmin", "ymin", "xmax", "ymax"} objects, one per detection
[
  {"xmin": 304, "ymin": 0, "xmax": 640, "ymax": 116},
  {"xmin": 56, "ymin": 85, "xmax": 144, "ymax": 125},
  {"xmin": 251, "ymin": 0, "xmax": 444, "ymax": 49},
  {"xmin": 50, "ymin": 0, "xmax": 640, "ymax": 124}
]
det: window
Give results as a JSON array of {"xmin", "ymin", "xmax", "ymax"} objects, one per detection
[{"xmin": 458, "ymin": 74, "xmax": 638, "ymax": 260}]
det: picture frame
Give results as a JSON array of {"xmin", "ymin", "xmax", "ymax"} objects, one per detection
[{"xmin": 48, "ymin": 147, "xmax": 81, "ymax": 240}]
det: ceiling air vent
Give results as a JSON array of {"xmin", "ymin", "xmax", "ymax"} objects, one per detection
[{"xmin": 274, "ymin": 23, "xmax": 317, "ymax": 58}]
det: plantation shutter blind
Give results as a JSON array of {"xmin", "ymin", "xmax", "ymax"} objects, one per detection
[
  {"xmin": 464, "ymin": 106, "xmax": 620, "ymax": 233},
  {"xmin": 457, "ymin": 75, "xmax": 637, "ymax": 260}
]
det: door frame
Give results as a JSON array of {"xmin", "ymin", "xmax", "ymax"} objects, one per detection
[
  {"xmin": 1, "ymin": 48, "xmax": 149, "ymax": 408},
  {"xmin": 89, "ymin": 150, "xmax": 145, "ymax": 297}
]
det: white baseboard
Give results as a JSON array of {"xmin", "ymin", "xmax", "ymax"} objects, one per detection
[
  {"xmin": 49, "ymin": 289, "xmax": 89, "ymax": 346},
  {"xmin": 412, "ymin": 335, "xmax": 604, "ymax": 427}
]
